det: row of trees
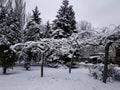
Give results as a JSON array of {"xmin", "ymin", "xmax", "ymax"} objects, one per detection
[
  {"xmin": 0, "ymin": 0, "xmax": 77, "ymax": 74},
  {"xmin": 0, "ymin": 0, "xmax": 26, "ymax": 74},
  {"xmin": 0, "ymin": 0, "xmax": 120, "ymax": 78},
  {"xmin": 25, "ymin": 0, "xmax": 76, "ymax": 41},
  {"xmin": 0, "ymin": 0, "xmax": 76, "ymax": 44}
]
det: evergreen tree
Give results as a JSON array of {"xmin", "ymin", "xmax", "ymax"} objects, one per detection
[
  {"xmin": 14, "ymin": 0, "xmax": 26, "ymax": 29},
  {"xmin": 8, "ymin": 0, "xmax": 26, "ymax": 29},
  {"xmin": 0, "ymin": 45, "xmax": 17, "ymax": 74},
  {"xmin": 14, "ymin": 0, "xmax": 26, "ymax": 42},
  {"xmin": 46, "ymin": 21, "xmax": 51, "ymax": 32},
  {"xmin": 0, "ymin": 6, "xmax": 21, "ymax": 45},
  {"xmin": 45, "ymin": 21, "xmax": 52, "ymax": 38},
  {"xmin": 24, "ymin": 20, "xmax": 40, "ymax": 41},
  {"xmin": 0, "ymin": 6, "xmax": 18, "ymax": 74},
  {"xmin": 32, "ymin": 6, "xmax": 41, "ymax": 24},
  {"xmin": 24, "ymin": 6, "xmax": 42, "ymax": 41},
  {"xmin": 1, "ymin": 0, "xmax": 26, "ymax": 43},
  {"xmin": 53, "ymin": 0, "xmax": 76, "ymax": 37}
]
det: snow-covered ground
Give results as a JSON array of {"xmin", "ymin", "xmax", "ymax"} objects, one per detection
[{"xmin": 0, "ymin": 66, "xmax": 119, "ymax": 90}]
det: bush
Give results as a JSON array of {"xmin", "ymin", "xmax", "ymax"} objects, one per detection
[
  {"xmin": 0, "ymin": 45, "xmax": 17, "ymax": 74},
  {"xmin": 89, "ymin": 64, "xmax": 104, "ymax": 80},
  {"xmin": 108, "ymin": 65, "xmax": 120, "ymax": 81},
  {"xmin": 89, "ymin": 64, "xmax": 120, "ymax": 82}
]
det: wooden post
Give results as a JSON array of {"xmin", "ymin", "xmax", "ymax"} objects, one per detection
[
  {"xmin": 69, "ymin": 50, "xmax": 76, "ymax": 73},
  {"xmin": 3, "ymin": 67, "xmax": 7, "ymax": 75},
  {"xmin": 41, "ymin": 53, "xmax": 44, "ymax": 77},
  {"xmin": 103, "ymin": 42, "xmax": 112, "ymax": 83},
  {"xmin": 40, "ymin": 45, "xmax": 48, "ymax": 77},
  {"xmin": 69, "ymin": 58, "xmax": 73, "ymax": 73}
]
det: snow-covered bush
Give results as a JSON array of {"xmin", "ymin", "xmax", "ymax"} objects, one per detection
[
  {"xmin": 51, "ymin": 29, "xmax": 65, "ymax": 39},
  {"xmin": 89, "ymin": 64, "xmax": 120, "ymax": 82},
  {"xmin": 10, "ymin": 41, "xmax": 48, "ymax": 69},
  {"xmin": 11, "ymin": 38, "xmax": 76, "ymax": 68},
  {"xmin": 41, "ymin": 38, "xmax": 74, "ymax": 67},
  {"xmin": 89, "ymin": 64, "xmax": 104, "ymax": 80},
  {"xmin": 114, "ymin": 67, "xmax": 120, "ymax": 81},
  {"xmin": 0, "ymin": 45, "xmax": 17, "ymax": 74},
  {"xmin": 108, "ymin": 65, "xmax": 120, "ymax": 81},
  {"xmin": 69, "ymin": 29, "xmax": 104, "ymax": 59}
]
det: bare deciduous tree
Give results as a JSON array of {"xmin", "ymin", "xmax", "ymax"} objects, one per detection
[{"xmin": 77, "ymin": 20, "xmax": 92, "ymax": 31}]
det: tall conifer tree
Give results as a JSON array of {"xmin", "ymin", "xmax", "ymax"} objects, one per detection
[
  {"xmin": 53, "ymin": 0, "xmax": 76, "ymax": 37},
  {"xmin": 25, "ymin": 6, "xmax": 42, "ymax": 41}
]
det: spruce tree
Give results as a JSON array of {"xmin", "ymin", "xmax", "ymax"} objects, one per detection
[
  {"xmin": 24, "ymin": 6, "xmax": 42, "ymax": 41},
  {"xmin": 0, "ymin": 6, "xmax": 21, "ymax": 45},
  {"xmin": 53, "ymin": 0, "xmax": 76, "ymax": 37},
  {"xmin": 45, "ymin": 21, "xmax": 52, "ymax": 38},
  {"xmin": 32, "ymin": 6, "xmax": 41, "ymax": 24},
  {"xmin": 0, "ymin": 45, "xmax": 16, "ymax": 74},
  {"xmin": 24, "ymin": 21, "xmax": 40, "ymax": 41},
  {"xmin": 0, "ymin": 6, "xmax": 18, "ymax": 74}
]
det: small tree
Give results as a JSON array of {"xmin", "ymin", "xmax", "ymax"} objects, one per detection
[
  {"xmin": 44, "ymin": 21, "xmax": 52, "ymax": 38},
  {"xmin": 77, "ymin": 21, "xmax": 92, "ymax": 31},
  {"xmin": 0, "ymin": 45, "xmax": 17, "ymax": 74},
  {"xmin": 24, "ymin": 21, "xmax": 41, "ymax": 41},
  {"xmin": 32, "ymin": 6, "xmax": 41, "ymax": 24},
  {"xmin": 0, "ymin": 5, "xmax": 21, "ymax": 45},
  {"xmin": 53, "ymin": 0, "xmax": 76, "ymax": 38},
  {"xmin": 24, "ymin": 48, "xmax": 32, "ymax": 70},
  {"xmin": 24, "ymin": 6, "xmax": 42, "ymax": 41},
  {"xmin": 0, "ymin": 5, "xmax": 20, "ymax": 74}
]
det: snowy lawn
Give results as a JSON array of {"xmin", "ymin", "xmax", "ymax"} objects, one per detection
[{"xmin": 0, "ymin": 66, "xmax": 119, "ymax": 90}]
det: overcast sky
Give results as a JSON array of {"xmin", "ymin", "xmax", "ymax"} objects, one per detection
[{"xmin": 25, "ymin": 0, "xmax": 120, "ymax": 27}]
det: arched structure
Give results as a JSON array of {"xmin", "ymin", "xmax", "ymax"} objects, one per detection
[{"xmin": 103, "ymin": 29, "xmax": 120, "ymax": 83}]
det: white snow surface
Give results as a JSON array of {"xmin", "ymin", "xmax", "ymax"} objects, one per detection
[{"xmin": 0, "ymin": 67, "xmax": 119, "ymax": 90}]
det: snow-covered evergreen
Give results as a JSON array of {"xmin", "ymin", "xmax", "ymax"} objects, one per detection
[
  {"xmin": 53, "ymin": 0, "xmax": 76, "ymax": 38},
  {"xmin": 0, "ymin": 5, "xmax": 21, "ymax": 45},
  {"xmin": 24, "ymin": 6, "xmax": 42, "ymax": 41},
  {"xmin": 32, "ymin": 6, "xmax": 41, "ymax": 24}
]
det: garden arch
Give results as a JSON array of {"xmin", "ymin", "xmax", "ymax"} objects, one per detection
[{"xmin": 103, "ymin": 41, "xmax": 120, "ymax": 83}]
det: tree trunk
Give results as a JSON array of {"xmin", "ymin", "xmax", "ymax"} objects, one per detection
[
  {"xmin": 103, "ymin": 42, "xmax": 112, "ymax": 83},
  {"xmin": 3, "ymin": 67, "xmax": 7, "ymax": 75},
  {"xmin": 41, "ymin": 53, "xmax": 44, "ymax": 77},
  {"xmin": 69, "ymin": 50, "xmax": 76, "ymax": 73},
  {"xmin": 41, "ymin": 64, "xmax": 43, "ymax": 77},
  {"xmin": 69, "ymin": 57, "xmax": 73, "ymax": 73}
]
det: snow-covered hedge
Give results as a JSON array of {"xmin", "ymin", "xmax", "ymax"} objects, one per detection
[
  {"xmin": 109, "ymin": 65, "xmax": 120, "ymax": 81},
  {"xmin": 89, "ymin": 64, "xmax": 104, "ymax": 80},
  {"xmin": 10, "ymin": 39, "xmax": 75, "ymax": 68},
  {"xmin": 89, "ymin": 64, "xmax": 120, "ymax": 82}
]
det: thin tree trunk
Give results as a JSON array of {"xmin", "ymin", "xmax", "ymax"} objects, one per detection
[
  {"xmin": 69, "ymin": 50, "xmax": 76, "ymax": 73},
  {"xmin": 69, "ymin": 57, "xmax": 73, "ymax": 73},
  {"xmin": 41, "ymin": 63, "xmax": 43, "ymax": 77},
  {"xmin": 41, "ymin": 53, "xmax": 44, "ymax": 77},
  {"xmin": 3, "ymin": 67, "xmax": 7, "ymax": 75}
]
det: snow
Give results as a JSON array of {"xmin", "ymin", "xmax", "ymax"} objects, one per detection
[
  {"xmin": 114, "ymin": 67, "xmax": 120, "ymax": 71},
  {"xmin": 0, "ymin": 66, "xmax": 119, "ymax": 90},
  {"xmin": 89, "ymin": 56, "xmax": 100, "ymax": 59}
]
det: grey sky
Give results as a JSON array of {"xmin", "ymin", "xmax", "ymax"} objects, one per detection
[{"xmin": 25, "ymin": 0, "xmax": 120, "ymax": 27}]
